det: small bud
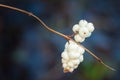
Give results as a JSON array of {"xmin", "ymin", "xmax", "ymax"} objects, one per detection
[{"xmin": 64, "ymin": 67, "xmax": 74, "ymax": 73}]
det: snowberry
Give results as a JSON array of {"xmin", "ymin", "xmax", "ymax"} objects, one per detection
[
  {"xmin": 68, "ymin": 52, "xmax": 81, "ymax": 59},
  {"xmin": 79, "ymin": 20, "xmax": 87, "ymax": 27},
  {"xmin": 79, "ymin": 55, "xmax": 84, "ymax": 62},
  {"xmin": 61, "ymin": 40, "xmax": 85, "ymax": 73},
  {"xmin": 77, "ymin": 46, "xmax": 85, "ymax": 55},
  {"xmin": 67, "ymin": 43, "xmax": 78, "ymax": 52},
  {"xmin": 66, "ymin": 40, "xmax": 78, "ymax": 52},
  {"xmin": 72, "ymin": 24, "xmax": 80, "ymax": 33},
  {"xmin": 68, "ymin": 61, "xmax": 74, "ymax": 68},
  {"xmin": 62, "ymin": 59, "xmax": 67, "ymax": 64},
  {"xmin": 62, "ymin": 20, "xmax": 95, "ymax": 73},
  {"xmin": 63, "ymin": 63, "xmax": 67, "ymax": 68},
  {"xmin": 74, "ymin": 34, "xmax": 85, "ymax": 42},
  {"xmin": 79, "ymin": 27, "xmax": 90, "ymax": 38},
  {"xmin": 61, "ymin": 51, "xmax": 69, "ymax": 60},
  {"xmin": 87, "ymin": 23, "xmax": 94, "ymax": 32},
  {"xmin": 71, "ymin": 59, "xmax": 80, "ymax": 65},
  {"xmin": 72, "ymin": 20, "xmax": 95, "ymax": 43}
]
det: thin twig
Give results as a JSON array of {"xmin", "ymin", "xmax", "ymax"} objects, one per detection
[
  {"xmin": 0, "ymin": 4, "xmax": 70, "ymax": 40},
  {"xmin": 0, "ymin": 4, "xmax": 116, "ymax": 71},
  {"xmin": 68, "ymin": 33, "xmax": 78, "ymax": 38},
  {"xmin": 79, "ymin": 44, "xmax": 116, "ymax": 71}
]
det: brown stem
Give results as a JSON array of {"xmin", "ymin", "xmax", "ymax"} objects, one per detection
[
  {"xmin": 0, "ymin": 4, "xmax": 70, "ymax": 40},
  {"xmin": 68, "ymin": 33, "xmax": 77, "ymax": 38},
  {"xmin": 0, "ymin": 4, "xmax": 115, "ymax": 71},
  {"xmin": 80, "ymin": 44, "xmax": 116, "ymax": 71}
]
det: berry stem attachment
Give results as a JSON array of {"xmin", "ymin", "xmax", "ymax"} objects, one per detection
[{"xmin": 68, "ymin": 33, "xmax": 77, "ymax": 38}]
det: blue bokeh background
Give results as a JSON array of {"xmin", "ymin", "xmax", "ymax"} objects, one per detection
[{"xmin": 1, "ymin": 0, "xmax": 120, "ymax": 80}]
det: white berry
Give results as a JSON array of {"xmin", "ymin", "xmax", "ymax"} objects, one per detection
[
  {"xmin": 61, "ymin": 40, "xmax": 85, "ymax": 73},
  {"xmin": 62, "ymin": 20, "xmax": 95, "ymax": 73},
  {"xmin": 79, "ymin": 27, "xmax": 90, "ymax": 38},
  {"xmin": 87, "ymin": 23, "xmax": 95, "ymax": 32},
  {"xmin": 74, "ymin": 34, "xmax": 85, "ymax": 42},
  {"xmin": 71, "ymin": 59, "xmax": 80, "ymax": 65},
  {"xmin": 68, "ymin": 61, "xmax": 74, "ymax": 68},
  {"xmin": 79, "ymin": 55, "xmax": 84, "ymax": 62},
  {"xmin": 63, "ymin": 63, "xmax": 67, "ymax": 68},
  {"xmin": 77, "ymin": 46, "xmax": 85, "ymax": 54},
  {"xmin": 61, "ymin": 51, "xmax": 69, "ymax": 60},
  {"xmin": 68, "ymin": 52, "xmax": 80, "ymax": 59},
  {"xmin": 72, "ymin": 24, "xmax": 80, "ymax": 33},
  {"xmin": 79, "ymin": 20, "xmax": 87, "ymax": 27}
]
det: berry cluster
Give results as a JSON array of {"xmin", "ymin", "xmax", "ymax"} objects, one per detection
[
  {"xmin": 61, "ymin": 40, "xmax": 85, "ymax": 73},
  {"xmin": 61, "ymin": 20, "xmax": 95, "ymax": 73},
  {"xmin": 72, "ymin": 20, "xmax": 94, "ymax": 42}
]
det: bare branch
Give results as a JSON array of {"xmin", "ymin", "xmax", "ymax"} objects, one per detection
[
  {"xmin": 79, "ymin": 44, "xmax": 116, "ymax": 71},
  {"xmin": 0, "ymin": 4, "xmax": 70, "ymax": 40},
  {"xmin": 0, "ymin": 4, "xmax": 116, "ymax": 71}
]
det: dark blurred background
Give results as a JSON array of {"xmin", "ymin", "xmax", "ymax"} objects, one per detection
[{"xmin": 0, "ymin": 0, "xmax": 120, "ymax": 80}]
